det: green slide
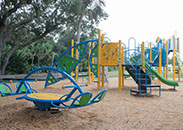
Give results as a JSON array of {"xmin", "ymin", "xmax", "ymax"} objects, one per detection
[{"xmin": 145, "ymin": 62, "xmax": 179, "ymax": 86}]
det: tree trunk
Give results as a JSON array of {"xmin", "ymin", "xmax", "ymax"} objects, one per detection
[
  {"xmin": 1, "ymin": 47, "xmax": 17, "ymax": 75},
  {"xmin": 76, "ymin": 12, "xmax": 84, "ymax": 43}
]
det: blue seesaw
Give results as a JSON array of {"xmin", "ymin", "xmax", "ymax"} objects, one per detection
[
  {"xmin": 0, "ymin": 80, "xmax": 37, "ymax": 97},
  {"xmin": 0, "ymin": 67, "xmax": 107, "ymax": 110}
]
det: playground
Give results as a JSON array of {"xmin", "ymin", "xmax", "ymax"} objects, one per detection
[
  {"xmin": 1, "ymin": 29, "xmax": 183, "ymax": 129},
  {"xmin": 2, "ymin": 1, "xmax": 183, "ymax": 129},
  {"xmin": 1, "ymin": 78, "xmax": 183, "ymax": 129}
]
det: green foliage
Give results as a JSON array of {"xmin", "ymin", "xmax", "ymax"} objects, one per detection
[
  {"xmin": 6, "ymin": 50, "xmax": 31, "ymax": 74},
  {"xmin": 0, "ymin": 0, "xmax": 108, "ymax": 75}
]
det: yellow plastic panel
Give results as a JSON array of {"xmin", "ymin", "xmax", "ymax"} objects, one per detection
[
  {"xmin": 27, "ymin": 93, "xmax": 65, "ymax": 100},
  {"xmin": 101, "ymin": 43, "xmax": 119, "ymax": 66}
]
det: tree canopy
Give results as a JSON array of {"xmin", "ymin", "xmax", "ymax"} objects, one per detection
[{"xmin": 0, "ymin": 0, "xmax": 108, "ymax": 77}]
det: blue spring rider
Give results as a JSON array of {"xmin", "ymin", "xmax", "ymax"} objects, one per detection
[{"xmin": 0, "ymin": 67, "xmax": 107, "ymax": 110}]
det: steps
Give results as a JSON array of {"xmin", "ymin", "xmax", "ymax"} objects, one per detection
[{"xmin": 126, "ymin": 65, "xmax": 161, "ymax": 97}]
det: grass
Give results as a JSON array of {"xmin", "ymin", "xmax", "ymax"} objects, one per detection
[{"xmin": 108, "ymin": 70, "xmax": 181, "ymax": 78}]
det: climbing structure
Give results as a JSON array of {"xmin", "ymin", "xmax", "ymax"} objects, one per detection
[
  {"xmin": 43, "ymin": 29, "xmax": 180, "ymax": 98},
  {"xmin": 45, "ymin": 39, "xmax": 98, "ymax": 88}
]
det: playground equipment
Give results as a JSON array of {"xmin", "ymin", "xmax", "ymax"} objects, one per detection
[
  {"xmin": 45, "ymin": 39, "xmax": 99, "ymax": 88},
  {"xmin": 42, "ymin": 29, "xmax": 180, "ymax": 98},
  {"xmin": 0, "ymin": 81, "xmax": 37, "ymax": 97},
  {"xmin": 125, "ymin": 36, "xmax": 180, "ymax": 97},
  {"xmin": 2, "ymin": 29, "xmax": 180, "ymax": 99},
  {"xmin": 11, "ymin": 67, "xmax": 107, "ymax": 110}
]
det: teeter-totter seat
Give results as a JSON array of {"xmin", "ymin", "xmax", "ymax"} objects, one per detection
[
  {"xmin": 90, "ymin": 89, "xmax": 107, "ymax": 103},
  {"xmin": 0, "ymin": 81, "xmax": 37, "ymax": 97},
  {"xmin": 0, "ymin": 83, "xmax": 13, "ymax": 97}
]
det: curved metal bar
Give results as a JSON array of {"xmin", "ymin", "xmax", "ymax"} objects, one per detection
[
  {"xmin": 51, "ymin": 101, "xmax": 68, "ymax": 109},
  {"xmin": 125, "ymin": 48, "xmax": 160, "ymax": 65},
  {"xmin": 90, "ymin": 89, "xmax": 107, "ymax": 103},
  {"xmin": 59, "ymin": 94, "xmax": 69, "ymax": 100},
  {"xmin": 45, "ymin": 39, "xmax": 98, "ymax": 88},
  {"xmin": 17, "ymin": 67, "xmax": 83, "ymax": 99},
  {"xmin": 0, "ymin": 82, "xmax": 14, "ymax": 93},
  {"xmin": 70, "ymin": 92, "xmax": 92, "ymax": 106},
  {"xmin": 104, "ymin": 37, "xmax": 111, "ymax": 42},
  {"xmin": 128, "ymin": 37, "xmax": 136, "ymax": 50},
  {"xmin": 89, "ymin": 42, "xmax": 98, "ymax": 77}
]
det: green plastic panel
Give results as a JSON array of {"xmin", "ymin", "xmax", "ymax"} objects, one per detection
[
  {"xmin": 91, "ymin": 63, "xmax": 98, "ymax": 76},
  {"xmin": 57, "ymin": 55, "xmax": 79, "ymax": 73},
  {"xmin": 0, "ymin": 84, "xmax": 7, "ymax": 93},
  {"xmin": 91, "ymin": 46, "xmax": 98, "ymax": 57},
  {"xmin": 47, "ymin": 73, "xmax": 57, "ymax": 85},
  {"xmin": 19, "ymin": 84, "xmax": 26, "ymax": 92},
  {"xmin": 73, "ymin": 94, "xmax": 91, "ymax": 106},
  {"xmin": 76, "ymin": 44, "xmax": 86, "ymax": 55}
]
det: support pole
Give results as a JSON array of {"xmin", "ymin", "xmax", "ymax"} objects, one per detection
[
  {"xmin": 102, "ymin": 66, "xmax": 104, "ymax": 87},
  {"xmin": 102, "ymin": 34, "xmax": 105, "ymax": 87},
  {"xmin": 178, "ymin": 37, "xmax": 180, "ymax": 81},
  {"xmin": 163, "ymin": 39, "xmax": 166, "ymax": 78},
  {"xmin": 98, "ymin": 29, "xmax": 101, "ymax": 89},
  {"xmin": 75, "ymin": 48, "xmax": 78, "ymax": 82},
  {"xmin": 118, "ymin": 40, "xmax": 122, "ymax": 91},
  {"xmin": 159, "ymin": 48, "xmax": 161, "ymax": 83},
  {"xmin": 173, "ymin": 35, "xmax": 175, "ymax": 81},
  {"xmin": 88, "ymin": 41, "xmax": 91, "ymax": 83},
  {"xmin": 166, "ymin": 41, "xmax": 169, "ymax": 79},
  {"xmin": 150, "ymin": 42, "xmax": 152, "ymax": 63},
  {"xmin": 92, "ymin": 43, "xmax": 94, "ymax": 82},
  {"xmin": 122, "ymin": 46, "xmax": 125, "ymax": 86},
  {"xmin": 141, "ymin": 42, "xmax": 145, "ymax": 71},
  {"xmin": 71, "ymin": 40, "xmax": 74, "ymax": 78}
]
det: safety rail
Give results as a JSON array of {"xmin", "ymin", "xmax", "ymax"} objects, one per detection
[{"xmin": 138, "ymin": 66, "xmax": 148, "ymax": 98}]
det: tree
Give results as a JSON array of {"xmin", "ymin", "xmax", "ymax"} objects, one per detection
[
  {"xmin": 0, "ymin": 0, "xmax": 108, "ymax": 79},
  {"xmin": 66, "ymin": 0, "xmax": 108, "ymax": 43},
  {"xmin": 0, "ymin": 0, "xmax": 73, "ymax": 78}
]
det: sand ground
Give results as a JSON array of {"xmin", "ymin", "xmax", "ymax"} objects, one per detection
[{"xmin": 0, "ymin": 77, "xmax": 183, "ymax": 130}]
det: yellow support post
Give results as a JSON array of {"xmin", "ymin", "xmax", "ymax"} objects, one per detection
[
  {"xmin": 92, "ymin": 43, "xmax": 94, "ymax": 82},
  {"xmin": 71, "ymin": 40, "xmax": 74, "ymax": 78},
  {"xmin": 163, "ymin": 39, "xmax": 166, "ymax": 78},
  {"xmin": 150, "ymin": 42, "xmax": 152, "ymax": 63},
  {"xmin": 163, "ymin": 64, "xmax": 165, "ymax": 78},
  {"xmin": 102, "ymin": 34, "xmax": 105, "ymax": 87},
  {"xmin": 159, "ymin": 48, "xmax": 161, "ymax": 83},
  {"xmin": 178, "ymin": 37, "xmax": 180, "ymax": 81},
  {"xmin": 88, "ymin": 41, "xmax": 91, "ymax": 83},
  {"xmin": 118, "ymin": 40, "xmax": 122, "ymax": 91},
  {"xmin": 122, "ymin": 46, "xmax": 124, "ymax": 86},
  {"xmin": 102, "ymin": 66, "xmax": 104, "ymax": 87},
  {"xmin": 75, "ymin": 45, "xmax": 78, "ymax": 82},
  {"xmin": 141, "ymin": 42, "xmax": 145, "ymax": 71},
  {"xmin": 166, "ymin": 41, "xmax": 169, "ymax": 79},
  {"xmin": 98, "ymin": 29, "xmax": 101, "ymax": 89},
  {"xmin": 173, "ymin": 35, "xmax": 175, "ymax": 81}
]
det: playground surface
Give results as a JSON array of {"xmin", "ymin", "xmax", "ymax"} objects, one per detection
[{"xmin": 0, "ymin": 77, "xmax": 183, "ymax": 130}]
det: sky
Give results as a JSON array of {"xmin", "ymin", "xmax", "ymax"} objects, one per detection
[{"xmin": 99, "ymin": 0, "xmax": 183, "ymax": 58}]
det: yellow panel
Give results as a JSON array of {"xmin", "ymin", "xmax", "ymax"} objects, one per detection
[
  {"xmin": 101, "ymin": 43, "xmax": 119, "ymax": 66},
  {"xmin": 27, "ymin": 93, "xmax": 65, "ymax": 100}
]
